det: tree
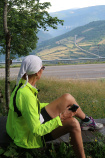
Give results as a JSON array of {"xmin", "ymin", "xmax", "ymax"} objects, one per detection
[{"xmin": 0, "ymin": 0, "xmax": 63, "ymax": 113}]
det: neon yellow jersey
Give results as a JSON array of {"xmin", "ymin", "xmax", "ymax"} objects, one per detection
[{"xmin": 6, "ymin": 79, "xmax": 62, "ymax": 149}]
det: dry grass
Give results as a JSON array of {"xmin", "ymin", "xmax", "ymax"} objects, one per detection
[{"xmin": 37, "ymin": 78, "xmax": 105, "ymax": 119}]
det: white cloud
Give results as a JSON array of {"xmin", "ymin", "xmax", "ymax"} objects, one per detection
[{"xmin": 40, "ymin": 0, "xmax": 105, "ymax": 12}]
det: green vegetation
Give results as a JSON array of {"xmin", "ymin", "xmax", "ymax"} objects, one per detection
[
  {"xmin": 0, "ymin": 78, "xmax": 105, "ymax": 157},
  {"xmin": 1, "ymin": 141, "xmax": 105, "ymax": 158},
  {"xmin": 34, "ymin": 20, "xmax": 105, "ymax": 60}
]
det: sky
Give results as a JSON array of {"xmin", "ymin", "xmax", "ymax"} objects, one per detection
[{"xmin": 40, "ymin": 0, "xmax": 105, "ymax": 12}]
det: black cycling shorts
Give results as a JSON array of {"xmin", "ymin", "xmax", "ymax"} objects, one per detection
[{"xmin": 41, "ymin": 107, "xmax": 54, "ymax": 142}]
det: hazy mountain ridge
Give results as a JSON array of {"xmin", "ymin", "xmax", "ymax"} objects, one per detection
[
  {"xmin": 39, "ymin": 5, "xmax": 105, "ymax": 39},
  {"xmin": 37, "ymin": 30, "xmax": 53, "ymax": 43}
]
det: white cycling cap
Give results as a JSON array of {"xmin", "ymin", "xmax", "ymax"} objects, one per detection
[{"xmin": 16, "ymin": 55, "xmax": 42, "ymax": 85}]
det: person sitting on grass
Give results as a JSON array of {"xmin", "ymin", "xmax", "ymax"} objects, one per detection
[{"xmin": 6, "ymin": 55, "xmax": 103, "ymax": 158}]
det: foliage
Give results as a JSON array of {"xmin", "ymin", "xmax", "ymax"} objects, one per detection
[
  {"xmin": 49, "ymin": 143, "xmax": 75, "ymax": 158},
  {"xmin": 0, "ymin": 0, "xmax": 63, "ymax": 57},
  {"xmin": 0, "ymin": 142, "xmax": 76, "ymax": 158},
  {"xmin": 84, "ymin": 141, "xmax": 105, "ymax": 158},
  {"xmin": 1, "ymin": 141, "xmax": 105, "ymax": 158}
]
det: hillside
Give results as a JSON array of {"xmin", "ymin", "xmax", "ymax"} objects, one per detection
[
  {"xmin": 34, "ymin": 20, "xmax": 105, "ymax": 60},
  {"xmin": 39, "ymin": 5, "xmax": 105, "ymax": 39},
  {"xmin": 37, "ymin": 30, "xmax": 53, "ymax": 43}
]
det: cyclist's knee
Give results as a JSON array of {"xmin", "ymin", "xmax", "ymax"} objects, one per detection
[
  {"xmin": 66, "ymin": 118, "xmax": 81, "ymax": 132},
  {"xmin": 61, "ymin": 93, "xmax": 75, "ymax": 105}
]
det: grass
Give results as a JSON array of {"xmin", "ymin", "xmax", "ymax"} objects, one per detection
[
  {"xmin": 0, "ymin": 78, "xmax": 105, "ymax": 157},
  {"xmin": 37, "ymin": 78, "xmax": 105, "ymax": 119}
]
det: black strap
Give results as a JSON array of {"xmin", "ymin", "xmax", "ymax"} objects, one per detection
[
  {"xmin": 37, "ymin": 100, "xmax": 40, "ymax": 114},
  {"xmin": 34, "ymin": 92, "xmax": 40, "ymax": 114},
  {"xmin": 13, "ymin": 83, "xmax": 23, "ymax": 117}
]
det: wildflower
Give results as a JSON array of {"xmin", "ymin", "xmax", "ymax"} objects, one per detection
[{"xmin": 95, "ymin": 138, "xmax": 97, "ymax": 142}]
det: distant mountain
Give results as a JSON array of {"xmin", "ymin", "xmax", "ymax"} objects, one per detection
[
  {"xmin": 37, "ymin": 5, "xmax": 105, "ymax": 41},
  {"xmin": 34, "ymin": 20, "xmax": 105, "ymax": 60},
  {"xmin": 37, "ymin": 30, "xmax": 52, "ymax": 43},
  {"xmin": 0, "ymin": 54, "xmax": 5, "ymax": 62}
]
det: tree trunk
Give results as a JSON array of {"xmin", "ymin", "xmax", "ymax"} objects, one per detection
[
  {"xmin": 5, "ymin": 33, "xmax": 11, "ymax": 112},
  {"xmin": 3, "ymin": 0, "xmax": 11, "ymax": 113}
]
